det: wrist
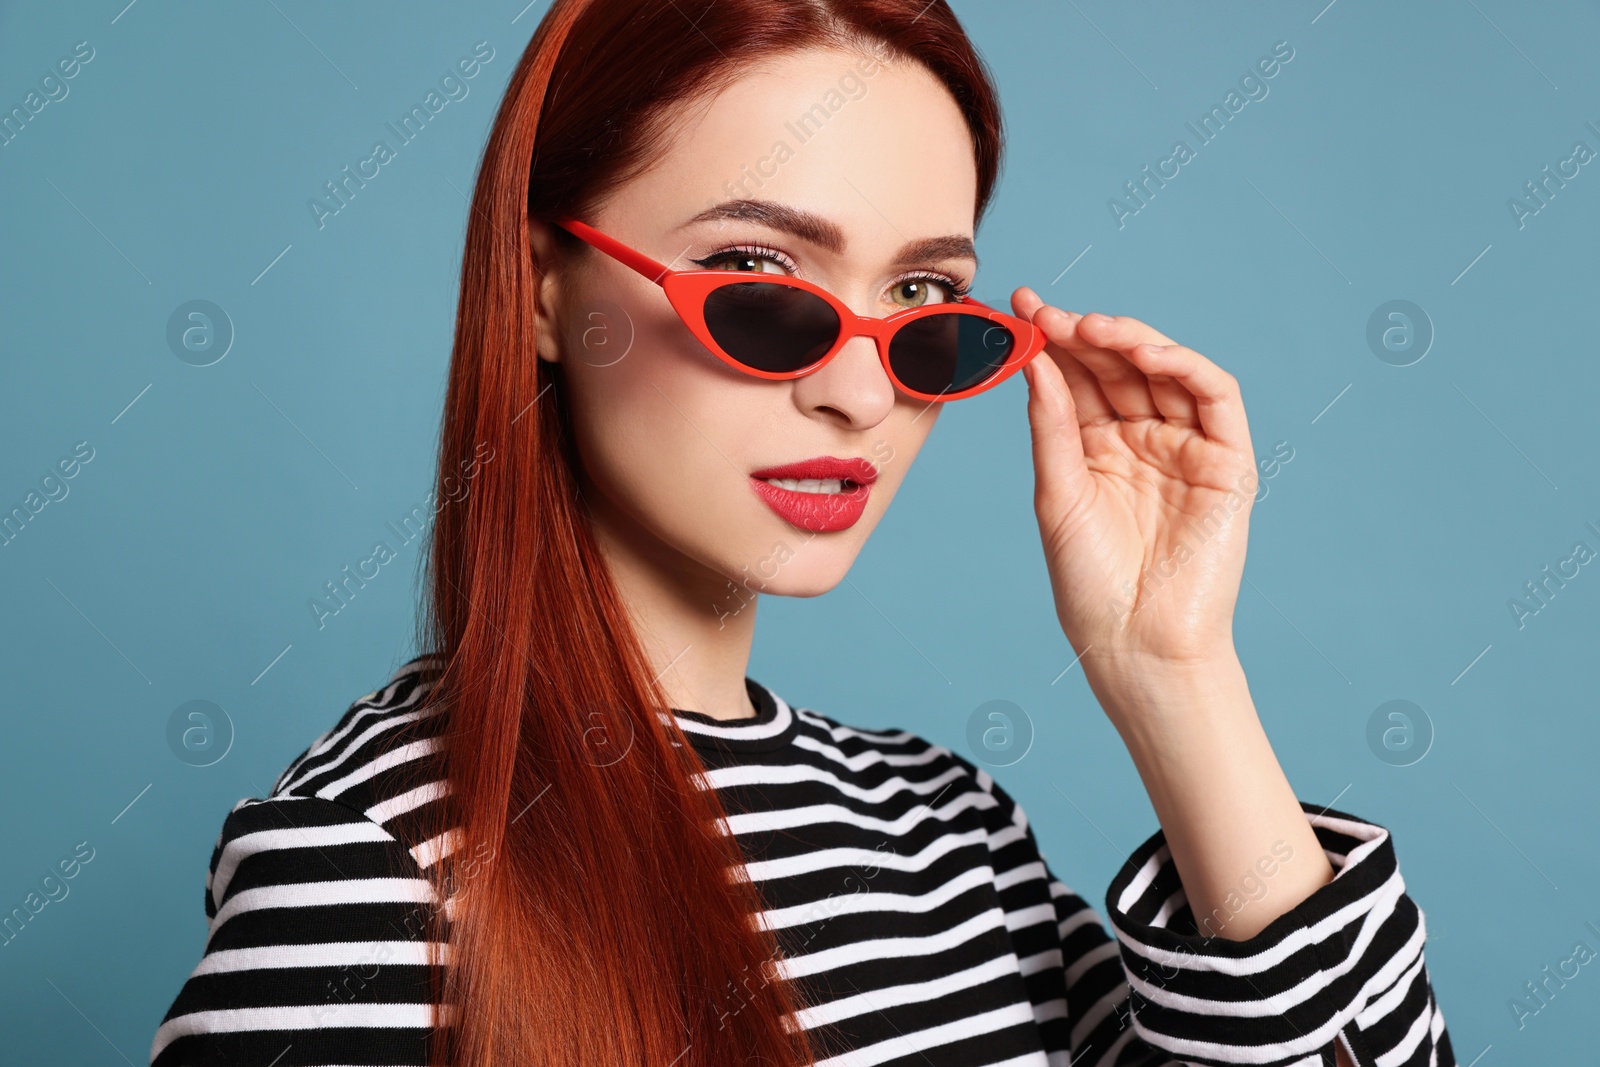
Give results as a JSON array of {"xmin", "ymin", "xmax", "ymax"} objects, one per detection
[
  {"xmin": 1082, "ymin": 642, "xmax": 1244, "ymax": 694},
  {"xmin": 1082, "ymin": 646, "xmax": 1252, "ymax": 739}
]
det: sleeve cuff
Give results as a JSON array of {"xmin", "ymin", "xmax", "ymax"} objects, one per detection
[{"xmin": 1100, "ymin": 801, "xmax": 1428, "ymax": 1066}]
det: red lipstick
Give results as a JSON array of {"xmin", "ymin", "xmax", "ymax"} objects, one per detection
[{"xmin": 748, "ymin": 456, "xmax": 878, "ymax": 533}]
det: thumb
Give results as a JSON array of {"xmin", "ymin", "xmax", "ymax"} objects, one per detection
[{"xmin": 1022, "ymin": 353, "xmax": 1092, "ymax": 517}]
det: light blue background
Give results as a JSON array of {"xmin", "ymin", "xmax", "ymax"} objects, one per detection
[{"xmin": 2, "ymin": 0, "xmax": 1595, "ymax": 1060}]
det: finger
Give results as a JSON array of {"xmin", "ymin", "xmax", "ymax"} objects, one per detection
[
  {"xmin": 1077, "ymin": 311, "xmax": 1178, "ymax": 348},
  {"xmin": 1079, "ymin": 313, "xmax": 1249, "ymax": 440},
  {"xmin": 1076, "ymin": 313, "xmax": 1198, "ymax": 423},
  {"xmin": 1041, "ymin": 310, "xmax": 1161, "ymax": 422},
  {"xmin": 1011, "ymin": 293, "xmax": 1117, "ymax": 425},
  {"xmin": 1021, "ymin": 345, "xmax": 1094, "ymax": 512},
  {"xmin": 1019, "ymin": 293, "xmax": 1188, "ymax": 430},
  {"xmin": 1040, "ymin": 310, "xmax": 1120, "ymax": 426},
  {"xmin": 1117, "ymin": 340, "xmax": 1250, "ymax": 447},
  {"xmin": 1128, "ymin": 348, "xmax": 1199, "ymax": 426}
]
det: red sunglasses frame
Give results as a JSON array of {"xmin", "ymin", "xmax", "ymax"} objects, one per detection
[{"xmin": 546, "ymin": 215, "xmax": 1047, "ymax": 402}]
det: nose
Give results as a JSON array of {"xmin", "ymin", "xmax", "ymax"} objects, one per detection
[
  {"xmin": 785, "ymin": 279, "xmax": 906, "ymax": 427},
  {"xmin": 787, "ymin": 324, "xmax": 898, "ymax": 429}
]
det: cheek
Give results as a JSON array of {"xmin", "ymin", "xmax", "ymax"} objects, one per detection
[
  {"xmin": 559, "ymin": 294, "xmax": 695, "ymax": 489},
  {"xmin": 564, "ymin": 355, "xmax": 693, "ymax": 508},
  {"xmin": 866, "ymin": 401, "xmax": 937, "ymax": 492},
  {"xmin": 561, "ymin": 319, "xmax": 773, "ymax": 557}
]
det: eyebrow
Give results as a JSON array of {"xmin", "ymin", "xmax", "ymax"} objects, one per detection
[{"xmin": 681, "ymin": 198, "xmax": 979, "ymax": 272}]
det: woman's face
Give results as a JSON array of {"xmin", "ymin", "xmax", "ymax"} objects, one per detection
[{"xmin": 532, "ymin": 45, "xmax": 980, "ymax": 606}]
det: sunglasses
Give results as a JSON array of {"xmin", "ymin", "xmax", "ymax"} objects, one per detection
[{"xmin": 546, "ymin": 215, "xmax": 1047, "ymax": 402}]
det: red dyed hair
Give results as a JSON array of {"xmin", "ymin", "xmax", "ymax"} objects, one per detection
[{"xmin": 408, "ymin": 1, "xmax": 1004, "ymax": 1062}]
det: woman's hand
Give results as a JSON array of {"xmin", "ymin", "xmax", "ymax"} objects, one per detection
[
  {"xmin": 1010, "ymin": 287, "xmax": 1259, "ymax": 679},
  {"xmin": 1008, "ymin": 295, "xmax": 1368, "ymax": 1067}
]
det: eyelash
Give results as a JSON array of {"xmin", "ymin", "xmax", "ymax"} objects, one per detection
[{"xmin": 690, "ymin": 243, "xmax": 973, "ymax": 302}]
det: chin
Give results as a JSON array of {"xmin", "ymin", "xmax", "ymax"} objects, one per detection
[
  {"xmin": 771, "ymin": 567, "xmax": 851, "ymax": 598},
  {"xmin": 718, "ymin": 535, "xmax": 863, "ymax": 600}
]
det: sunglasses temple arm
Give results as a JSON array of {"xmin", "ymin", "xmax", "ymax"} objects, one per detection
[{"xmin": 549, "ymin": 215, "xmax": 674, "ymax": 287}]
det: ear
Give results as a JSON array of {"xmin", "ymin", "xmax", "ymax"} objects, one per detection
[{"xmin": 528, "ymin": 216, "xmax": 565, "ymax": 365}]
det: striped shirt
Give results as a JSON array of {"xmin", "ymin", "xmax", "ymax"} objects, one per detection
[{"xmin": 150, "ymin": 654, "xmax": 1455, "ymax": 1066}]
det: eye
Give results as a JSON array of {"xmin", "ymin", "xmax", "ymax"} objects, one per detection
[
  {"xmin": 690, "ymin": 244, "xmax": 975, "ymax": 308},
  {"xmin": 691, "ymin": 244, "xmax": 797, "ymax": 275},
  {"xmin": 889, "ymin": 271, "xmax": 972, "ymax": 309}
]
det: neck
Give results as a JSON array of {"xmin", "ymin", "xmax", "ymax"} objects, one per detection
[{"xmin": 581, "ymin": 473, "xmax": 761, "ymax": 722}]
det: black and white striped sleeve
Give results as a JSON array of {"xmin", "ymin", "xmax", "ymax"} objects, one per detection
[
  {"xmin": 1103, "ymin": 800, "xmax": 1456, "ymax": 1067},
  {"xmin": 950, "ymin": 750, "xmax": 1454, "ymax": 1067},
  {"xmin": 148, "ymin": 794, "xmax": 443, "ymax": 1066}
]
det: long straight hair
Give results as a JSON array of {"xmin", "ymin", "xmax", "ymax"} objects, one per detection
[{"xmin": 410, "ymin": 1, "xmax": 1004, "ymax": 1063}]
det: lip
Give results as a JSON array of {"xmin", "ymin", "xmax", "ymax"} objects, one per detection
[
  {"xmin": 748, "ymin": 455, "xmax": 878, "ymax": 533},
  {"xmin": 749, "ymin": 456, "xmax": 879, "ymax": 485}
]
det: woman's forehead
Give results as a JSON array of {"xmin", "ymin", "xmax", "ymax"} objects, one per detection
[{"xmin": 607, "ymin": 47, "xmax": 978, "ymax": 255}]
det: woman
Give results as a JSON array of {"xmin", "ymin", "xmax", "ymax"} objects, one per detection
[{"xmin": 149, "ymin": 1, "xmax": 1454, "ymax": 1065}]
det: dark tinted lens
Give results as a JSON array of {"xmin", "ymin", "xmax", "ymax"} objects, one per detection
[
  {"xmin": 703, "ymin": 281, "xmax": 840, "ymax": 373},
  {"xmin": 888, "ymin": 311, "xmax": 1015, "ymax": 396}
]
